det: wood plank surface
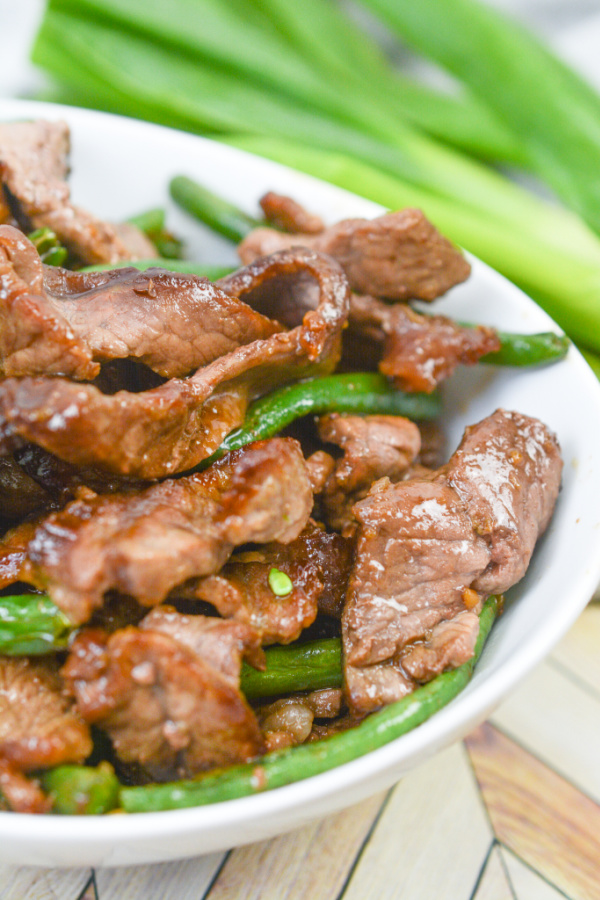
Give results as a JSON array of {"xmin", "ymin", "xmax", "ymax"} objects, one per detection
[
  {"xmin": 465, "ymin": 722, "xmax": 600, "ymax": 900},
  {"xmin": 0, "ymin": 867, "xmax": 90, "ymax": 900},
  {"xmin": 95, "ymin": 855, "xmax": 225, "ymax": 900},
  {"xmin": 500, "ymin": 848, "xmax": 568, "ymax": 900},
  {"xmin": 206, "ymin": 792, "xmax": 385, "ymax": 900},
  {"xmin": 472, "ymin": 845, "xmax": 514, "ymax": 900},
  {"xmin": 490, "ymin": 658, "xmax": 600, "ymax": 801},
  {"xmin": 341, "ymin": 743, "xmax": 493, "ymax": 900},
  {"xmin": 550, "ymin": 603, "xmax": 600, "ymax": 695}
]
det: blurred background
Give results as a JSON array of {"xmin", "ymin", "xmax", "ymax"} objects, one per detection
[{"xmin": 2, "ymin": 1, "xmax": 600, "ymax": 101}]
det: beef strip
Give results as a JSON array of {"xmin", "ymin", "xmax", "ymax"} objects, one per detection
[
  {"xmin": 239, "ymin": 208, "xmax": 470, "ymax": 301},
  {"xmin": 0, "ymin": 120, "xmax": 155, "ymax": 265},
  {"xmin": 0, "ymin": 225, "xmax": 99, "ymax": 379},
  {"xmin": 446, "ymin": 408, "xmax": 563, "ymax": 594},
  {"xmin": 343, "ymin": 409, "xmax": 562, "ymax": 714},
  {"xmin": 347, "ymin": 294, "xmax": 500, "ymax": 393},
  {"xmin": 316, "ymin": 413, "xmax": 421, "ymax": 534},
  {"xmin": 0, "ymin": 760, "xmax": 50, "ymax": 814},
  {"xmin": 0, "ymin": 438, "xmax": 313, "ymax": 624},
  {"xmin": 182, "ymin": 519, "xmax": 353, "ymax": 642},
  {"xmin": 259, "ymin": 192, "xmax": 325, "ymax": 234},
  {"xmin": 0, "ymin": 247, "xmax": 349, "ymax": 477},
  {"xmin": 0, "ymin": 656, "xmax": 92, "ymax": 771},
  {"xmin": 401, "ymin": 610, "xmax": 480, "ymax": 682},
  {"xmin": 62, "ymin": 610, "xmax": 265, "ymax": 780},
  {"xmin": 0, "ymin": 225, "xmax": 282, "ymax": 380}
]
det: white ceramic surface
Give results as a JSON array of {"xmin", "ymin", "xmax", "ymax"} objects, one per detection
[{"xmin": 1, "ymin": 99, "xmax": 600, "ymax": 869}]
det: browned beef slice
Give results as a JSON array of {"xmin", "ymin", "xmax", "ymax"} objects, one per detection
[
  {"xmin": 446, "ymin": 408, "xmax": 563, "ymax": 594},
  {"xmin": 342, "ymin": 409, "xmax": 562, "ymax": 715},
  {"xmin": 348, "ymin": 294, "xmax": 500, "ymax": 393},
  {"xmin": 48, "ymin": 266, "xmax": 282, "ymax": 379},
  {"xmin": 62, "ymin": 612, "xmax": 265, "ymax": 780},
  {"xmin": 0, "ymin": 438, "xmax": 313, "ymax": 624},
  {"xmin": 0, "ymin": 225, "xmax": 282, "ymax": 380},
  {"xmin": 259, "ymin": 192, "xmax": 324, "ymax": 234},
  {"xmin": 0, "ymin": 657, "xmax": 92, "ymax": 771},
  {"xmin": 0, "ymin": 225, "xmax": 99, "ymax": 379},
  {"xmin": 401, "ymin": 610, "xmax": 480, "ymax": 682},
  {"xmin": 317, "ymin": 413, "xmax": 421, "ymax": 534},
  {"xmin": 239, "ymin": 208, "xmax": 470, "ymax": 301},
  {"xmin": 0, "ymin": 760, "xmax": 50, "ymax": 813},
  {"xmin": 0, "ymin": 248, "xmax": 349, "ymax": 477},
  {"xmin": 344, "ymin": 480, "xmax": 490, "ymax": 664},
  {"xmin": 185, "ymin": 520, "xmax": 353, "ymax": 642},
  {"xmin": 0, "ymin": 120, "xmax": 155, "ymax": 265}
]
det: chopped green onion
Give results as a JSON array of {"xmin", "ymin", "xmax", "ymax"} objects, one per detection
[{"xmin": 268, "ymin": 568, "xmax": 293, "ymax": 597}]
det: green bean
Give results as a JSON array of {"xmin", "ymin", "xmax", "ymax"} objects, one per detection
[
  {"xmin": 170, "ymin": 176, "xmax": 260, "ymax": 243},
  {"xmin": 195, "ymin": 373, "xmax": 441, "ymax": 472},
  {"xmin": 41, "ymin": 763, "xmax": 120, "ymax": 815},
  {"xmin": 126, "ymin": 207, "xmax": 166, "ymax": 234},
  {"xmin": 0, "ymin": 595, "xmax": 72, "ymax": 656},
  {"xmin": 120, "ymin": 596, "xmax": 500, "ymax": 811},
  {"xmin": 27, "ymin": 227, "xmax": 68, "ymax": 267},
  {"xmin": 81, "ymin": 258, "xmax": 234, "ymax": 279},
  {"xmin": 241, "ymin": 638, "xmax": 342, "ymax": 700},
  {"xmin": 480, "ymin": 330, "xmax": 570, "ymax": 367},
  {"xmin": 125, "ymin": 207, "xmax": 184, "ymax": 259}
]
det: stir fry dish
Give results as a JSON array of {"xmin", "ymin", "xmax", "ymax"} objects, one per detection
[{"xmin": 0, "ymin": 120, "xmax": 565, "ymax": 815}]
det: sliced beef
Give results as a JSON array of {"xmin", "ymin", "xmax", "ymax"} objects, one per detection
[
  {"xmin": 401, "ymin": 610, "xmax": 480, "ymax": 682},
  {"xmin": 347, "ymin": 294, "xmax": 500, "ymax": 393},
  {"xmin": 0, "ymin": 656, "xmax": 92, "ymax": 771},
  {"xmin": 0, "ymin": 760, "xmax": 50, "ymax": 814},
  {"xmin": 62, "ymin": 611, "xmax": 265, "ymax": 780},
  {"xmin": 239, "ymin": 208, "xmax": 470, "ymax": 301},
  {"xmin": 0, "ymin": 248, "xmax": 349, "ymax": 477},
  {"xmin": 0, "ymin": 225, "xmax": 282, "ymax": 380},
  {"xmin": 259, "ymin": 192, "xmax": 324, "ymax": 234},
  {"xmin": 183, "ymin": 520, "xmax": 353, "ymax": 643},
  {"xmin": 0, "ymin": 438, "xmax": 313, "ymax": 624},
  {"xmin": 0, "ymin": 120, "xmax": 155, "ymax": 265},
  {"xmin": 317, "ymin": 413, "xmax": 421, "ymax": 534},
  {"xmin": 0, "ymin": 225, "xmax": 98, "ymax": 379},
  {"xmin": 343, "ymin": 409, "xmax": 562, "ymax": 714},
  {"xmin": 446, "ymin": 408, "xmax": 563, "ymax": 594}
]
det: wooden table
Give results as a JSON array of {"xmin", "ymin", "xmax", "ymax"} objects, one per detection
[{"xmin": 2, "ymin": 600, "xmax": 599, "ymax": 900}]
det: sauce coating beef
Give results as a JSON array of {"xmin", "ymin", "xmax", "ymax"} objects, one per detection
[
  {"xmin": 239, "ymin": 206, "xmax": 470, "ymax": 301},
  {"xmin": 63, "ymin": 610, "xmax": 265, "ymax": 780},
  {"xmin": 343, "ymin": 409, "xmax": 562, "ymax": 714},
  {"xmin": 0, "ymin": 656, "xmax": 92, "ymax": 772},
  {"xmin": 347, "ymin": 293, "xmax": 500, "ymax": 393},
  {"xmin": 185, "ymin": 519, "xmax": 353, "ymax": 643},
  {"xmin": 0, "ymin": 120, "xmax": 155, "ymax": 265},
  {"xmin": 317, "ymin": 413, "xmax": 422, "ymax": 534},
  {"xmin": 0, "ymin": 247, "xmax": 349, "ymax": 477},
  {"xmin": 0, "ymin": 438, "xmax": 313, "ymax": 624}
]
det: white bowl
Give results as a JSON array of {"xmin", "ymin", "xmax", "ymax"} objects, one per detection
[{"xmin": 1, "ymin": 99, "xmax": 600, "ymax": 869}]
